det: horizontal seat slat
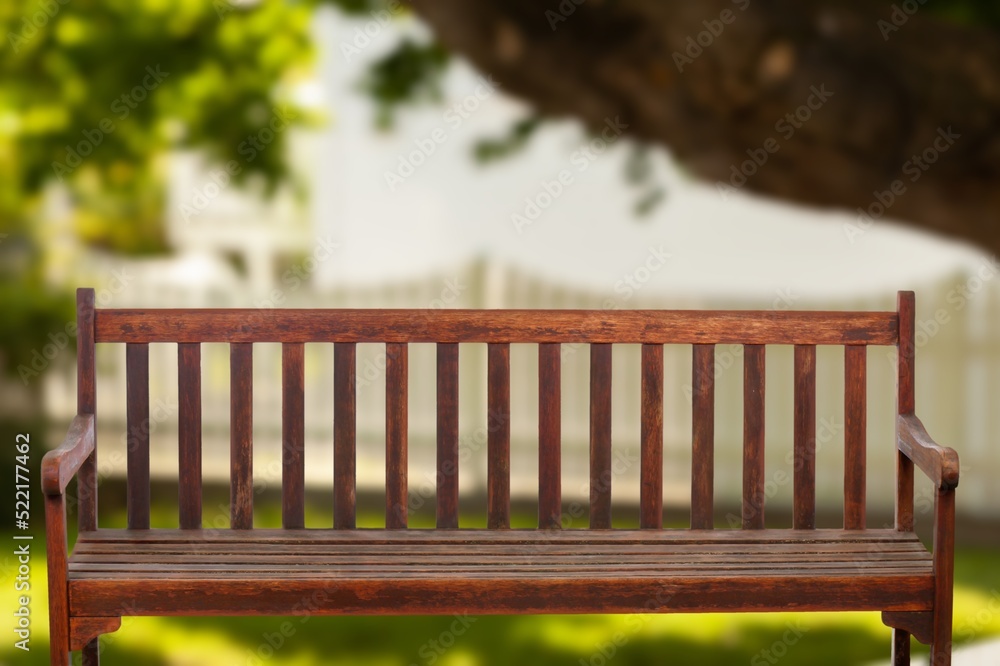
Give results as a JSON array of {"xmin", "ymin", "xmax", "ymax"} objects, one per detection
[
  {"xmin": 75, "ymin": 528, "xmax": 926, "ymax": 544},
  {"xmin": 68, "ymin": 529, "xmax": 932, "ymax": 617},
  {"xmin": 69, "ymin": 574, "xmax": 934, "ymax": 616},
  {"xmin": 72, "ymin": 542, "xmax": 930, "ymax": 557},
  {"xmin": 94, "ymin": 309, "xmax": 899, "ymax": 345}
]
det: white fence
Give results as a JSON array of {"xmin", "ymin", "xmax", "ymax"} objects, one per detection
[{"xmin": 43, "ymin": 258, "xmax": 1000, "ymax": 522}]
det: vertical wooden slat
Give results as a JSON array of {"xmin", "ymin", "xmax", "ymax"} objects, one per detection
[
  {"xmin": 793, "ymin": 344, "xmax": 817, "ymax": 530},
  {"xmin": 897, "ymin": 291, "xmax": 916, "ymax": 532},
  {"xmin": 334, "ymin": 343, "xmax": 357, "ymax": 529},
  {"xmin": 640, "ymin": 344, "xmax": 663, "ymax": 529},
  {"xmin": 845, "ymin": 345, "xmax": 867, "ymax": 530},
  {"xmin": 386, "ymin": 343, "xmax": 408, "ymax": 528},
  {"xmin": 691, "ymin": 344, "xmax": 715, "ymax": 529},
  {"xmin": 76, "ymin": 288, "xmax": 97, "ymax": 532},
  {"xmin": 178, "ymin": 343, "xmax": 202, "ymax": 529},
  {"xmin": 281, "ymin": 343, "xmax": 305, "ymax": 529},
  {"xmin": 743, "ymin": 344, "xmax": 766, "ymax": 530},
  {"xmin": 538, "ymin": 343, "xmax": 562, "ymax": 529},
  {"xmin": 126, "ymin": 343, "xmax": 150, "ymax": 530},
  {"xmin": 230, "ymin": 343, "xmax": 254, "ymax": 530},
  {"xmin": 436, "ymin": 343, "xmax": 459, "ymax": 529},
  {"xmin": 590, "ymin": 343, "xmax": 613, "ymax": 529},
  {"xmin": 487, "ymin": 343, "xmax": 510, "ymax": 529}
]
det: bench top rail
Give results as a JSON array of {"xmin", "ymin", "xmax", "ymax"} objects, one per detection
[{"xmin": 94, "ymin": 308, "xmax": 899, "ymax": 345}]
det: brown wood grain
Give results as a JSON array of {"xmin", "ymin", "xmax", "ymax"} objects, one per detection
[
  {"xmin": 386, "ymin": 343, "xmax": 408, "ymax": 529},
  {"xmin": 845, "ymin": 345, "xmax": 867, "ymax": 530},
  {"xmin": 640, "ymin": 344, "xmax": 663, "ymax": 529},
  {"xmin": 55, "ymin": 294, "xmax": 953, "ymax": 666},
  {"xmin": 897, "ymin": 291, "xmax": 916, "ymax": 532},
  {"xmin": 77, "ymin": 288, "xmax": 98, "ymax": 533},
  {"xmin": 45, "ymin": 493, "xmax": 70, "ymax": 665},
  {"xmin": 41, "ymin": 415, "xmax": 95, "ymax": 496},
  {"xmin": 95, "ymin": 309, "xmax": 899, "ymax": 345},
  {"xmin": 793, "ymin": 345, "xmax": 817, "ymax": 530},
  {"xmin": 81, "ymin": 640, "xmax": 99, "ymax": 666},
  {"xmin": 892, "ymin": 628, "xmax": 911, "ymax": 664},
  {"xmin": 281, "ymin": 343, "xmax": 305, "ymax": 530},
  {"xmin": 487, "ymin": 343, "xmax": 510, "ymax": 529},
  {"xmin": 126, "ymin": 343, "xmax": 150, "ymax": 530},
  {"xmin": 691, "ymin": 344, "xmax": 715, "ymax": 529},
  {"xmin": 436, "ymin": 343, "xmax": 459, "ymax": 529},
  {"xmin": 334, "ymin": 343, "xmax": 357, "ymax": 530},
  {"xmin": 931, "ymin": 488, "xmax": 955, "ymax": 664},
  {"xmin": 590, "ymin": 343, "xmax": 613, "ymax": 529},
  {"xmin": 743, "ymin": 345, "xmax": 766, "ymax": 530},
  {"xmin": 538, "ymin": 343, "xmax": 562, "ymax": 530},
  {"xmin": 883, "ymin": 611, "xmax": 933, "ymax": 645},
  {"xmin": 897, "ymin": 415, "xmax": 960, "ymax": 490},
  {"xmin": 66, "ymin": 575, "xmax": 934, "ymax": 616},
  {"xmin": 70, "ymin": 617, "xmax": 122, "ymax": 651},
  {"xmin": 230, "ymin": 343, "xmax": 254, "ymax": 530},
  {"xmin": 178, "ymin": 343, "xmax": 202, "ymax": 529}
]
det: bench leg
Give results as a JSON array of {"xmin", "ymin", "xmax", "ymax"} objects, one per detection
[
  {"xmin": 891, "ymin": 628, "xmax": 910, "ymax": 665},
  {"xmin": 82, "ymin": 638, "xmax": 100, "ymax": 666},
  {"xmin": 929, "ymin": 488, "xmax": 955, "ymax": 666},
  {"xmin": 929, "ymin": 610, "xmax": 952, "ymax": 666}
]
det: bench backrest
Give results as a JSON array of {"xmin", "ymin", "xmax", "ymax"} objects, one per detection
[{"xmin": 72, "ymin": 288, "xmax": 917, "ymax": 532}]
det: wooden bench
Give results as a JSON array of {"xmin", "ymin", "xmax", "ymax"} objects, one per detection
[{"xmin": 43, "ymin": 288, "xmax": 959, "ymax": 666}]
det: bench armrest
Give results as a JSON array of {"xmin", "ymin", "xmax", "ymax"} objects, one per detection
[
  {"xmin": 897, "ymin": 414, "xmax": 960, "ymax": 490},
  {"xmin": 42, "ymin": 414, "xmax": 96, "ymax": 496}
]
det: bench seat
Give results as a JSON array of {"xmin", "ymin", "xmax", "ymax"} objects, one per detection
[{"xmin": 68, "ymin": 529, "xmax": 934, "ymax": 616}]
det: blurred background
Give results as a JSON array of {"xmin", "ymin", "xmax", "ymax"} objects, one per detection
[{"xmin": 2, "ymin": 1, "xmax": 999, "ymax": 664}]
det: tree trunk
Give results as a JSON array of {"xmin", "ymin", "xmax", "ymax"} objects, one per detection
[{"xmin": 411, "ymin": 0, "xmax": 1000, "ymax": 256}]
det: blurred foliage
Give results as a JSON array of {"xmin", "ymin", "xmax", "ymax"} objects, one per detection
[
  {"xmin": 474, "ymin": 115, "xmax": 544, "ymax": 163},
  {"xmin": 1, "ymin": 0, "xmax": 317, "ymax": 254},
  {"xmin": 361, "ymin": 38, "xmax": 450, "ymax": 129},
  {"xmin": 0, "ymin": 0, "xmax": 317, "ymax": 379}
]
